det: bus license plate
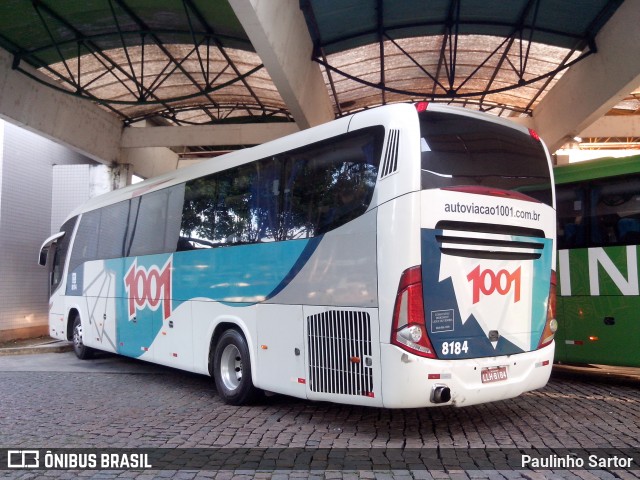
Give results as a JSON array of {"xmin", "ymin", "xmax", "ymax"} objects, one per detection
[{"xmin": 481, "ymin": 366, "xmax": 508, "ymax": 384}]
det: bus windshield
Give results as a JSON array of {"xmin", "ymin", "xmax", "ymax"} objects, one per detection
[{"xmin": 420, "ymin": 111, "xmax": 553, "ymax": 206}]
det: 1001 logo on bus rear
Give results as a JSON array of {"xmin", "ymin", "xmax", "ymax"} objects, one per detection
[{"xmin": 466, "ymin": 265, "xmax": 521, "ymax": 304}]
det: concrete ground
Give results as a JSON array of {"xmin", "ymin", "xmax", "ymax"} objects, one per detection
[{"xmin": 0, "ymin": 345, "xmax": 638, "ymax": 479}]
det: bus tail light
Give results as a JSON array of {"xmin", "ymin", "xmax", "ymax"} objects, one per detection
[
  {"xmin": 538, "ymin": 270, "xmax": 557, "ymax": 349},
  {"xmin": 391, "ymin": 266, "xmax": 436, "ymax": 358}
]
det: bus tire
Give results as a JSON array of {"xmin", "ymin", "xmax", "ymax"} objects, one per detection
[
  {"xmin": 72, "ymin": 315, "xmax": 94, "ymax": 360},
  {"xmin": 213, "ymin": 329, "xmax": 258, "ymax": 405}
]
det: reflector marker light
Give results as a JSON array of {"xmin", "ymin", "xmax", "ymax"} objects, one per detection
[
  {"xmin": 415, "ymin": 101, "xmax": 429, "ymax": 112},
  {"xmin": 535, "ymin": 360, "xmax": 550, "ymax": 368},
  {"xmin": 428, "ymin": 373, "xmax": 452, "ymax": 380},
  {"xmin": 565, "ymin": 340, "xmax": 584, "ymax": 345},
  {"xmin": 529, "ymin": 128, "xmax": 541, "ymax": 141},
  {"xmin": 297, "ymin": 378, "xmax": 306, "ymax": 384},
  {"xmin": 589, "ymin": 336, "xmax": 599, "ymax": 342},
  {"xmin": 141, "ymin": 347, "xmax": 148, "ymax": 352}
]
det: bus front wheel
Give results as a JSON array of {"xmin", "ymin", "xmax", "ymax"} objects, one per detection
[
  {"xmin": 72, "ymin": 315, "xmax": 94, "ymax": 360},
  {"xmin": 213, "ymin": 329, "xmax": 258, "ymax": 405}
]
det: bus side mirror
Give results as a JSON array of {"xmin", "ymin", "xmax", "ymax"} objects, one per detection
[
  {"xmin": 38, "ymin": 232, "xmax": 65, "ymax": 267},
  {"xmin": 38, "ymin": 245, "xmax": 50, "ymax": 266}
]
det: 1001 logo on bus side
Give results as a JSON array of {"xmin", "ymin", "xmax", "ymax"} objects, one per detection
[{"xmin": 124, "ymin": 257, "xmax": 173, "ymax": 321}]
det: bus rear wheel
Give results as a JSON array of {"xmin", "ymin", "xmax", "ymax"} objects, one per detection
[
  {"xmin": 213, "ymin": 329, "xmax": 258, "ymax": 405},
  {"xmin": 72, "ymin": 315, "xmax": 94, "ymax": 360}
]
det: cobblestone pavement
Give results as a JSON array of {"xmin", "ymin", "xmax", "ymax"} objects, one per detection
[{"xmin": 0, "ymin": 352, "xmax": 639, "ymax": 479}]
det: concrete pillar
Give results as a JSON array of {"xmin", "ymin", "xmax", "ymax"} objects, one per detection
[
  {"xmin": 532, "ymin": 0, "xmax": 640, "ymax": 152},
  {"xmin": 230, "ymin": 0, "xmax": 334, "ymax": 129},
  {"xmin": 108, "ymin": 163, "xmax": 133, "ymax": 189}
]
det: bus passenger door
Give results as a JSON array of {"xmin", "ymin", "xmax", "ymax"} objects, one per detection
[
  {"xmin": 44, "ymin": 240, "xmax": 68, "ymax": 339},
  {"xmin": 79, "ymin": 259, "xmax": 119, "ymax": 353},
  {"xmin": 84, "ymin": 268, "xmax": 118, "ymax": 353},
  {"xmin": 256, "ymin": 304, "xmax": 307, "ymax": 398}
]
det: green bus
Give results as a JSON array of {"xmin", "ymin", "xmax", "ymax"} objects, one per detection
[{"xmin": 555, "ymin": 154, "xmax": 640, "ymax": 367}]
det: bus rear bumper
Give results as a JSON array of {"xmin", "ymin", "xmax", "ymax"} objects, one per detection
[{"xmin": 379, "ymin": 342, "xmax": 554, "ymax": 408}]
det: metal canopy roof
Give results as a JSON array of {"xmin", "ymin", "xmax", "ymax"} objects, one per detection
[
  {"xmin": 0, "ymin": 0, "xmax": 290, "ymax": 126},
  {"xmin": 0, "ymin": 0, "xmax": 629, "ymax": 128},
  {"xmin": 303, "ymin": 0, "xmax": 618, "ymax": 53},
  {"xmin": 301, "ymin": 0, "xmax": 623, "ymax": 116}
]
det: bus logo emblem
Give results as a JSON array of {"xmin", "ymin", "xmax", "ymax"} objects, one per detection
[
  {"xmin": 466, "ymin": 265, "xmax": 521, "ymax": 304},
  {"xmin": 124, "ymin": 257, "xmax": 173, "ymax": 321}
]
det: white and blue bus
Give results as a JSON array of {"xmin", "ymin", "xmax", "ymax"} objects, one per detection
[{"xmin": 39, "ymin": 103, "xmax": 557, "ymax": 408}]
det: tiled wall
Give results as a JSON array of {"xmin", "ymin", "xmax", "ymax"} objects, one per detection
[
  {"xmin": 51, "ymin": 164, "xmax": 91, "ymax": 234},
  {"xmin": 0, "ymin": 121, "xmax": 95, "ymax": 339}
]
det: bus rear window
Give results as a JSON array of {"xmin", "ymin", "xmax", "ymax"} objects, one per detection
[{"xmin": 420, "ymin": 111, "xmax": 553, "ymax": 206}]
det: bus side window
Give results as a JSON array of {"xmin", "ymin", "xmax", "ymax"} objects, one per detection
[
  {"xmin": 165, "ymin": 184, "xmax": 185, "ymax": 251},
  {"xmin": 556, "ymin": 184, "xmax": 586, "ymax": 249},
  {"xmin": 618, "ymin": 217, "xmax": 640, "ymax": 244},
  {"xmin": 51, "ymin": 221, "xmax": 74, "ymax": 294},
  {"xmin": 129, "ymin": 185, "xmax": 184, "ymax": 256},
  {"xmin": 290, "ymin": 132, "xmax": 381, "ymax": 237},
  {"xmin": 97, "ymin": 201, "xmax": 129, "ymax": 259},
  {"xmin": 51, "ymin": 216, "xmax": 77, "ymax": 293},
  {"xmin": 68, "ymin": 210, "xmax": 101, "ymax": 274},
  {"xmin": 180, "ymin": 176, "xmax": 219, "ymax": 249},
  {"xmin": 178, "ymin": 127, "xmax": 383, "ymax": 247},
  {"xmin": 50, "ymin": 238, "xmax": 69, "ymax": 293},
  {"xmin": 180, "ymin": 164, "xmax": 260, "ymax": 248},
  {"xmin": 591, "ymin": 174, "xmax": 640, "ymax": 246}
]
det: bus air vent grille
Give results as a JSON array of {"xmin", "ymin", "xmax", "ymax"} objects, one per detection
[
  {"xmin": 381, "ymin": 129, "xmax": 400, "ymax": 177},
  {"xmin": 307, "ymin": 310, "xmax": 373, "ymax": 397},
  {"xmin": 435, "ymin": 220, "xmax": 545, "ymax": 260}
]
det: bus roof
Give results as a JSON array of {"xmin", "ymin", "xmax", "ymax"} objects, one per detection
[{"xmin": 554, "ymin": 154, "xmax": 640, "ymax": 185}]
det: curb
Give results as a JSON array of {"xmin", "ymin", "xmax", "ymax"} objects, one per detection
[{"xmin": 0, "ymin": 341, "xmax": 73, "ymax": 356}]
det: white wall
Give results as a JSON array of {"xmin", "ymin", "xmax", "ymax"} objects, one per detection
[
  {"xmin": 0, "ymin": 120, "xmax": 95, "ymax": 340},
  {"xmin": 50, "ymin": 164, "xmax": 114, "ymax": 234}
]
